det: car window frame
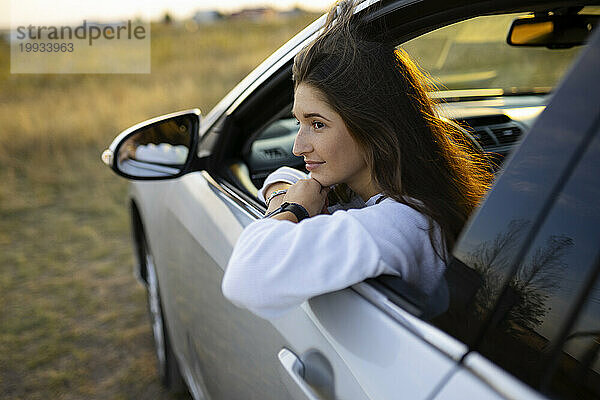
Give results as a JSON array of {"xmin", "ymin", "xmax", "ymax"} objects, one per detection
[{"xmin": 203, "ymin": 0, "xmax": 600, "ymax": 362}]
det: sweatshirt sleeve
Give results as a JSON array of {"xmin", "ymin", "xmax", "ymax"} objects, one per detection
[
  {"xmin": 221, "ymin": 201, "xmax": 447, "ymax": 320},
  {"xmin": 221, "ymin": 211, "xmax": 394, "ymax": 319},
  {"xmin": 257, "ymin": 166, "xmax": 309, "ymax": 203}
]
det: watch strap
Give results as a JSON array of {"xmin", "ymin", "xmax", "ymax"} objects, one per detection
[
  {"xmin": 263, "ymin": 202, "xmax": 310, "ymax": 222},
  {"xmin": 263, "ymin": 205, "xmax": 284, "ymax": 219},
  {"xmin": 279, "ymin": 202, "xmax": 310, "ymax": 222}
]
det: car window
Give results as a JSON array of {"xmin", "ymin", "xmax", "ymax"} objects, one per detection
[
  {"xmin": 243, "ymin": 11, "xmax": 598, "ymax": 199},
  {"xmin": 399, "ymin": 10, "xmax": 596, "ymax": 92},
  {"xmin": 547, "ymin": 275, "xmax": 600, "ymax": 400},
  {"xmin": 398, "ymin": 11, "xmax": 598, "ymax": 168},
  {"xmin": 467, "ymin": 125, "xmax": 600, "ymax": 397},
  {"xmin": 246, "ymin": 116, "xmax": 302, "ymax": 189}
]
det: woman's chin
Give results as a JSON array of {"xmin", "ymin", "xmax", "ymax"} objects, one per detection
[{"xmin": 307, "ymin": 171, "xmax": 329, "ymax": 187}]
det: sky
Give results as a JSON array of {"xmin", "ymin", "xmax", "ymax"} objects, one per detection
[{"xmin": 2, "ymin": 0, "xmax": 333, "ymax": 28}]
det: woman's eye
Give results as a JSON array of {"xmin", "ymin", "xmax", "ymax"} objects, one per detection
[
  {"xmin": 295, "ymin": 120, "xmax": 300, "ymax": 126},
  {"xmin": 312, "ymin": 121, "xmax": 325, "ymax": 130}
]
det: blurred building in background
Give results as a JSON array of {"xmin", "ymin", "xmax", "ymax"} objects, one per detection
[
  {"xmin": 193, "ymin": 10, "xmax": 223, "ymax": 24},
  {"xmin": 229, "ymin": 7, "xmax": 278, "ymax": 21}
]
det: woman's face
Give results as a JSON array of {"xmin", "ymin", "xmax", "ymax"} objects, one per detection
[{"xmin": 292, "ymin": 83, "xmax": 372, "ymax": 196}]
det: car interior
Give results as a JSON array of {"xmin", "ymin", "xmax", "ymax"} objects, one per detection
[{"xmin": 218, "ymin": 7, "xmax": 598, "ymax": 206}]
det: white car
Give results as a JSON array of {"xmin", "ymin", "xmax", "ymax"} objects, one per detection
[{"xmin": 102, "ymin": 1, "xmax": 600, "ymax": 399}]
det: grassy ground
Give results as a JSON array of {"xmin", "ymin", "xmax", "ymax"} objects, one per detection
[{"xmin": 0, "ymin": 14, "xmax": 317, "ymax": 399}]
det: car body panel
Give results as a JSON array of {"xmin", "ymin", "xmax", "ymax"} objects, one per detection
[{"xmin": 306, "ymin": 290, "xmax": 459, "ymax": 399}]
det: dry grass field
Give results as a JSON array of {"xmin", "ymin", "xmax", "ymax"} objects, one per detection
[{"xmin": 0, "ymin": 14, "xmax": 317, "ymax": 399}]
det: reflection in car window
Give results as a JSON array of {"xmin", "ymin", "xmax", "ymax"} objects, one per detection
[
  {"xmin": 474, "ymin": 128, "xmax": 600, "ymax": 397},
  {"xmin": 399, "ymin": 12, "xmax": 588, "ymax": 92}
]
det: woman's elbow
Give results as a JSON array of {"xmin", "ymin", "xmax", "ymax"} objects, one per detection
[
  {"xmin": 221, "ymin": 267, "xmax": 248, "ymax": 306},
  {"xmin": 221, "ymin": 266, "xmax": 290, "ymax": 319},
  {"xmin": 222, "ymin": 266, "xmax": 265, "ymax": 309}
]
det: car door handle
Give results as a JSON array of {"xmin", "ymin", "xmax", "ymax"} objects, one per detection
[{"xmin": 278, "ymin": 348, "xmax": 332, "ymax": 400}]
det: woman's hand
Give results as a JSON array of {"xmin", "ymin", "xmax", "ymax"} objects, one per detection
[{"xmin": 282, "ymin": 178, "xmax": 330, "ymax": 217}]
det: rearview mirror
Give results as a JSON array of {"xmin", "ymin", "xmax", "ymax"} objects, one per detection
[
  {"xmin": 507, "ymin": 14, "xmax": 597, "ymax": 48},
  {"xmin": 102, "ymin": 109, "xmax": 201, "ymax": 180}
]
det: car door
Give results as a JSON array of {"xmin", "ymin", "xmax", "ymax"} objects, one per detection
[{"xmin": 432, "ymin": 25, "xmax": 600, "ymax": 400}]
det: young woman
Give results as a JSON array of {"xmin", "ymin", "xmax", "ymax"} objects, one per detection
[{"xmin": 222, "ymin": 0, "xmax": 492, "ymax": 319}]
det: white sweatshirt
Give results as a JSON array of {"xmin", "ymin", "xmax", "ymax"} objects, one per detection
[{"xmin": 222, "ymin": 193, "xmax": 447, "ymax": 320}]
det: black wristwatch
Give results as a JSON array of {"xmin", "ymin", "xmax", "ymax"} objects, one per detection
[{"xmin": 263, "ymin": 202, "xmax": 310, "ymax": 222}]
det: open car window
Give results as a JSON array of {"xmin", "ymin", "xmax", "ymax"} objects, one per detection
[{"xmin": 225, "ymin": 7, "xmax": 598, "ymax": 327}]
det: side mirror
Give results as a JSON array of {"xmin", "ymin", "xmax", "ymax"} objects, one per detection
[
  {"xmin": 507, "ymin": 14, "xmax": 597, "ymax": 49},
  {"xmin": 102, "ymin": 109, "xmax": 201, "ymax": 180}
]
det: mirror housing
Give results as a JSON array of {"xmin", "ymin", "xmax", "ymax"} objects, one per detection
[
  {"xmin": 507, "ymin": 14, "xmax": 597, "ymax": 49},
  {"xmin": 102, "ymin": 109, "xmax": 202, "ymax": 180}
]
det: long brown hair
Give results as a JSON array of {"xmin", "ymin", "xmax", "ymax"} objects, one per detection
[{"xmin": 292, "ymin": 0, "xmax": 493, "ymax": 259}]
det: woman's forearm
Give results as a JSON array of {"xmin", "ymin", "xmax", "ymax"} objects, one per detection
[
  {"xmin": 264, "ymin": 182, "xmax": 294, "ymax": 220},
  {"xmin": 271, "ymin": 211, "xmax": 298, "ymax": 223}
]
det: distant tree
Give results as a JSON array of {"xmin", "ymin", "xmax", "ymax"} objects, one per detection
[{"xmin": 163, "ymin": 12, "xmax": 173, "ymax": 25}]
